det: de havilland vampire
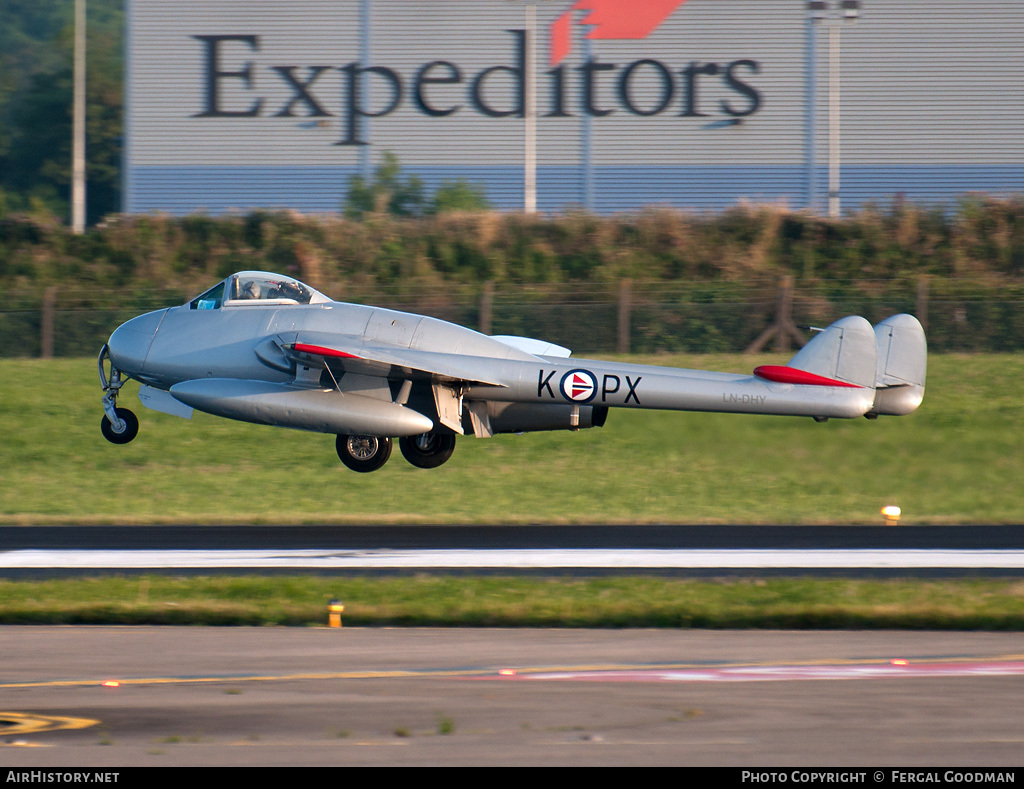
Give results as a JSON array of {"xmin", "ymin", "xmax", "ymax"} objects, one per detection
[{"xmin": 98, "ymin": 271, "xmax": 926, "ymax": 472}]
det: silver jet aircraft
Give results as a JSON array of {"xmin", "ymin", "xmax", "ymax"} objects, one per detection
[{"xmin": 99, "ymin": 271, "xmax": 926, "ymax": 472}]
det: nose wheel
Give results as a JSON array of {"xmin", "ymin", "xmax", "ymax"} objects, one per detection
[
  {"xmin": 99, "ymin": 343, "xmax": 139, "ymax": 445},
  {"xmin": 101, "ymin": 407, "xmax": 139, "ymax": 444}
]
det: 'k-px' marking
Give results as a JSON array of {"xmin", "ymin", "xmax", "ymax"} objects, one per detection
[{"xmin": 539, "ymin": 369, "xmax": 642, "ymax": 404}]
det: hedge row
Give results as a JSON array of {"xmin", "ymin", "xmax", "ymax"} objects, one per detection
[{"xmin": 2, "ymin": 196, "xmax": 1023, "ymax": 297}]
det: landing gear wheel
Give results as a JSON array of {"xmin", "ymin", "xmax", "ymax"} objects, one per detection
[
  {"xmin": 101, "ymin": 407, "xmax": 139, "ymax": 444},
  {"xmin": 336, "ymin": 434, "xmax": 392, "ymax": 473},
  {"xmin": 399, "ymin": 432, "xmax": 457, "ymax": 469}
]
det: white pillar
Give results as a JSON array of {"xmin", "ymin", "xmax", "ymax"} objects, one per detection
[
  {"xmin": 827, "ymin": 21, "xmax": 841, "ymax": 218},
  {"xmin": 524, "ymin": 3, "xmax": 537, "ymax": 213},
  {"xmin": 72, "ymin": 0, "xmax": 86, "ymax": 233}
]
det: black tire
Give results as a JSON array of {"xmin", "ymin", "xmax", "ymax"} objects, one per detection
[
  {"xmin": 101, "ymin": 407, "xmax": 139, "ymax": 445},
  {"xmin": 399, "ymin": 432, "xmax": 457, "ymax": 469},
  {"xmin": 336, "ymin": 434, "xmax": 392, "ymax": 473}
]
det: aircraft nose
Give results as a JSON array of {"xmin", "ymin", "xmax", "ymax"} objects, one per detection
[{"xmin": 107, "ymin": 309, "xmax": 166, "ymax": 376}]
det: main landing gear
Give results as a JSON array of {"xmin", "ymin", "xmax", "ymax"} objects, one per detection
[
  {"xmin": 399, "ymin": 432, "xmax": 457, "ymax": 469},
  {"xmin": 336, "ymin": 431, "xmax": 456, "ymax": 472},
  {"xmin": 336, "ymin": 434, "xmax": 393, "ymax": 473},
  {"xmin": 98, "ymin": 344, "xmax": 139, "ymax": 444}
]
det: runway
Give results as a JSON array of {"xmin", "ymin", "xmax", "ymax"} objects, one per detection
[
  {"xmin": 2, "ymin": 627, "xmax": 1024, "ymax": 767},
  {"xmin": 2, "ymin": 525, "xmax": 1023, "ymax": 576},
  {"xmin": 4, "ymin": 547, "xmax": 1024, "ymax": 572},
  {"xmin": 3, "ymin": 527, "xmax": 1023, "ymax": 766}
]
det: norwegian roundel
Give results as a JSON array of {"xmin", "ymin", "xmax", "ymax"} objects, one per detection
[{"xmin": 559, "ymin": 369, "xmax": 597, "ymax": 403}]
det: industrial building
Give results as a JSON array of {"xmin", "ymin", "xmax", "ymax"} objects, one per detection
[{"xmin": 124, "ymin": 0, "xmax": 1024, "ymax": 215}]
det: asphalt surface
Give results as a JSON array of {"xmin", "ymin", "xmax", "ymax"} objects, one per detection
[
  {"xmin": 2, "ymin": 627, "xmax": 1024, "ymax": 767},
  {"xmin": 2, "ymin": 526, "xmax": 1023, "ymax": 766},
  {"xmin": 3, "ymin": 524, "xmax": 1023, "ymax": 577},
  {"xmin": 5, "ymin": 523, "xmax": 1024, "ymax": 549}
]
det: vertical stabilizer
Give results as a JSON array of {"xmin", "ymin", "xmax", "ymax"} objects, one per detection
[
  {"xmin": 869, "ymin": 314, "xmax": 927, "ymax": 416},
  {"xmin": 785, "ymin": 315, "xmax": 877, "ymax": 389}
]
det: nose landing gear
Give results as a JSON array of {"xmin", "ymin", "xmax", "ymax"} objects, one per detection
[
  {"xmin": 99, "ymin": 344, "xmax": 139, "ymax": 444},
  {"xmin": 101, "ymin": 407, "xmax": 140, "ymax": 444}
]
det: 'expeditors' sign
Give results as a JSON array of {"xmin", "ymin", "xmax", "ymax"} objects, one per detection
[{"xmin": 193, "ymin": 31, "xmax": 763, "ymax": 146}]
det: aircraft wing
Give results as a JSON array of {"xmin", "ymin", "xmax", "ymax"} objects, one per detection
[{"xmin": 278, "ymin": 333, "xmax": 511, "ymax": 388}]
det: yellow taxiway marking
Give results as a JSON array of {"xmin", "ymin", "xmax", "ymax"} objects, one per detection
[
  {"xmin": 0, "ymin": 670, "xmax": 471, "ymax": 689},
  {"xmin": 0, "ymin": 712, "xmax": 98, "ymax": 735},
  {"xmin": 2, "ymin": 654, "xmax": 1023, "ymax": 690}
]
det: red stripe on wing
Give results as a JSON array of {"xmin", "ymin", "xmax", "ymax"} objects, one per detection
[{"xmin": 293, "ymin": 343, "xmax": 362, "ymax": 360}]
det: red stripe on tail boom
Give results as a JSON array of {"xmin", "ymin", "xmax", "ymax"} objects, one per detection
[{"xmin": 753, "ymin": 365, "xmax": 864, "ymax": 388}]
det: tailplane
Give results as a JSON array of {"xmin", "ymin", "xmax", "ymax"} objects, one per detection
[{"xmin": 752, "ymin": 313, "xmax": 926, "ymax": 418}]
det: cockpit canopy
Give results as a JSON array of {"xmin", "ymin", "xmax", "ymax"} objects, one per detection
[{"xmin": 189, "ymin": 271, "xmax": 332, "ymax": 310}]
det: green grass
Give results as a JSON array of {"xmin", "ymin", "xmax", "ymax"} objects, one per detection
[
  {"xmin": 3, "ymin": 355, "xmax": 1020, "ymax": 630},
  {"xmin": 0, "ymin": 354, "xmax": 1022, "ymax": 524},
  {"xmin": 1, "ymin": 575, "xmax": 1024, "ymax": 629}
]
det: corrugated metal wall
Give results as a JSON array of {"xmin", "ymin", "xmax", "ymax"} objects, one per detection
[{"xmin": 125, "ymin": 0, "xmax": 1024, "ymax": 215}]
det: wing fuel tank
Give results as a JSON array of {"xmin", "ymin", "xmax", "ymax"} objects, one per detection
[{"xmin": 169, "ymin": 379, "xmax": 434, "ymax": 436}]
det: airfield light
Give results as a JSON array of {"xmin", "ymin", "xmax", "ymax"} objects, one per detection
[
  {"xmin": 891, "ymin": 659, "xmax": 909, "ymax": 666},
  {"xmin": 498, "ymin": 669, "xmax": 517, "ymax": 676},
  {"xmin": 100, "ymin": 680, "xmax": 121, "ymax": 688},
  {"xmin": 881, "ymin": 505, "xmax": 901, "ymax": 526},
  {"xmin": 328, "ymin": 599, "xmax": 345, "ymax": 628}
]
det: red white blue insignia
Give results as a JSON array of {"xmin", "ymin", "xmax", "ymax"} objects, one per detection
[{"xmin": 559, "ymin": 369, "xmax": 597, "ymax": 403}]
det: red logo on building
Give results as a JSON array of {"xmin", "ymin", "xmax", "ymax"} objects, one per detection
[{"xmin": 550, "ymin": 0, "xmax": 690, "ymax": 66}]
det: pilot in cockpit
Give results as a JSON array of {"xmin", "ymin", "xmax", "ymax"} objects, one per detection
[
  {"xmin": 276, "ymin": 280, "xmax": 305, "ymax": 301},
  {"xmin": 238, "ymin": 279, "xmax": 262, "ymax": 300}
]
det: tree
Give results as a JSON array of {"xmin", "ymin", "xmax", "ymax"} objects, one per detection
[
  {"xmin": 0, "ymin": 0, "xmax": 123, "ymax": 224},
  {"xmin": 428, "ymin": 179, "xmax": 491, "ymax": 214},
  {"xmin": 344, "ymin": 151, "xmax": 425, "ymax": 218},
  {"xmin": 344, "ymin": 152, "xmax": 491, "ymax": 219}
]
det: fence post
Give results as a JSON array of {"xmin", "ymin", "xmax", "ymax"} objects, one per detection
[
  {"xmin": 617, "ymin": 278, "xmax": 631, "ymax": 354},
  {"xmin": 41, "ymin": 286, "xmax": 57, "ymax": 359},
  {"xmin": 479, "ymin": 281, "xmax": 494, "ymax": 335},
  {"xmin": 916, "ymin": 275, "xmax": 929, "ymax": 334},
  {"xmin": 745, "ymin": 275, "xmax": 806, "ymax": 354}
]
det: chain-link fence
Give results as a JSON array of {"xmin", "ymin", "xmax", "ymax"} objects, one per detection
[{"xmin": 3, "ymin": 279, "xmax": 1022, "ymax": 358}]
